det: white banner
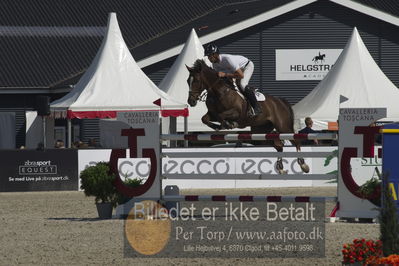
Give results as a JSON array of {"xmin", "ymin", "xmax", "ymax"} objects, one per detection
[
  {"xmin": 77, "ymin": 144, "xmax": 381, "ymax": 191},
  {"xmin": 276, "ymin": 49, "xmax": 342, "ymax": 80}
]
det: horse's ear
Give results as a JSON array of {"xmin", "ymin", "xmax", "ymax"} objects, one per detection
[{"xmin": 186, "ymin": 65, "xmax": 193, "ymax": 72}]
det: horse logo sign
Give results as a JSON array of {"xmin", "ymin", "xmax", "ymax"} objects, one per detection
[
  {"xmin": 312, "ymin": 52, "xmax": 326, "ymax": 64},
  {"xmin": 275, "ymin": 49, "xmax": 342, "ymax": 80}
]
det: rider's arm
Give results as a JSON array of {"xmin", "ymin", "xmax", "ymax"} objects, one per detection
[
  {"xmin": 217, "ymin": 56, "xmax": 244, "ymax": 79},
  {"xmin": 218, "ymin": 68, "xmax": 244, "ymax": 79}
]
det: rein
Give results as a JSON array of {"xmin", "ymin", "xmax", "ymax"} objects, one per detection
[
  {"xmin": 191, "ymin": 72, "xmax": 220, "ymax": 102},
  {"xmin": 190, "ymin": 63, "xmax": 234, "ymax": 103},
  {"xmin": 198, "ymin": 91, "xmax": 207, "ymax": 102}
]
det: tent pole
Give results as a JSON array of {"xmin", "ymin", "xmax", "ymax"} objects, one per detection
[
  {"xmin": 169, "ymin": 116, "xmax": 177, "ymax": 148},
  {"xmin": 67, "ymin": 119, "xmax": 72, "ymax": 148}
]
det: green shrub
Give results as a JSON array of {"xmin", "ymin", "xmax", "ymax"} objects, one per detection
[
  {"xmin": 116, "ymin": 178, "xmax": 143, "ymax": 204},
  {"xmin": 80, "ymin": 162, "xmax": 117, "ymax": 205}
]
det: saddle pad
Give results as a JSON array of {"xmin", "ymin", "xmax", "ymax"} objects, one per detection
[
  {"xmin": 235, "ymin": 87, "xmax": 266, "ymax": 102},
  {"xmin": 255, "ymin": 90, "xmax": 266, "ymax": 101}
]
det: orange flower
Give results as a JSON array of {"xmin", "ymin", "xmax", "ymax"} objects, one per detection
[{"xmin": 342, "ymin": 239, "xmax": 383, "ymax": 264}]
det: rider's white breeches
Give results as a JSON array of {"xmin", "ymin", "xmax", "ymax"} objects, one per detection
[{"xmin": 239, "ymin": 61, "xmax": 254, "ymax": 90}]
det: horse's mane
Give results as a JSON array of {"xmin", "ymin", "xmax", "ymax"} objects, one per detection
[
  {"xmin": 192, "ymin": 59, "xmax": 211, "ymax": 73},
  {"xmin": 192, "ymin": 59, "xmax": 236, "ymax": 89}
]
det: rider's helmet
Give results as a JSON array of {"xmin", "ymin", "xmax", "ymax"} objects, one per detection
[{"xmin": 204, "ymin": 43, "xmax": 219, "ymax": 56}]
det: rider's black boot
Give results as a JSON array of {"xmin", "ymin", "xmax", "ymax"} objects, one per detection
[{"xmin": 243, "ymin": 87, "xmax": 262, "ymax": 116}]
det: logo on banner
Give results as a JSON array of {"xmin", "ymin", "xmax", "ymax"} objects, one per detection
[
  {"xmin": 19, "ymin": 160, "xmax": 57, "ymax": 175},
  {"xmin": 312, "ymin": 52, "xmax": 325, "ymax": 64}
]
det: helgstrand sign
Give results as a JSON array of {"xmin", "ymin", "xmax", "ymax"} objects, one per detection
[{"xmin": 276, "ymin": 49, "xmax": 342, "ymax": 80}]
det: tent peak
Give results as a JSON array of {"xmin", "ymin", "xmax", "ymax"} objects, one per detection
[
  {"xmin": 293, "ymin": 26, "xmax": 399, "ymax": 130},
  {"xmin": 50, "ymin": 13, "xmax": 187, "ymax": 119}
]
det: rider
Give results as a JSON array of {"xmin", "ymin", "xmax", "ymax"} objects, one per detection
[{"xmin": 204, "ymin": 43, "xmax": 262, "ymax": 116}]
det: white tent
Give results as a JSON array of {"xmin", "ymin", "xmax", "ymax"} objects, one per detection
[
  {"xmin": 158, "ymin": 29, "xmax": 209, "ymax": 132},
  {"xmin": 293, "ymin": 27, "xmax": 399, "ymax": 130},
  {"xmin": 50, "ymin": 13, "xmax": 188, "ymax": 119}
]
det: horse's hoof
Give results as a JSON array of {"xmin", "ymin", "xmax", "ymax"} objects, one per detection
[
  {"xmin": 278, "ymin": 169, "xmax": 288, "ymax": 175},
  {"xmin": 222, "ymin": 121, "xmax": 234, "ymax": 129},
  {"xmin": 300, "ymin": 164, "xmax": 310, "ymax": 173}
]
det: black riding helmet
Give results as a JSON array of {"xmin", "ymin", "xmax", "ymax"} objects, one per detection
[{"xmin": 204, "ymin": 43, "xmax": 219, "ymax": 56}]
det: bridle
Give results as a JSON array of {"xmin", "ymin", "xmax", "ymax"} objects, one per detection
[{"xmin": 189, "ymin": 70, "xmax": 224, "ymax": 102}]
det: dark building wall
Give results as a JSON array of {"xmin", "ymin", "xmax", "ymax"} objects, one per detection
[
  {"xmin": 0, "ymin": 95, "xmax": 36, "ymax": 148},
  {"xmin": 144, "ymin": 1, "xmax": 399, "ymax": 104},
  {"xmin": 0, "ymin": 93, "xmax": 64, "ymax": 148},
  {"xmin": 80, "ymin": 119, "xmax": 100, "ymax": 144}
]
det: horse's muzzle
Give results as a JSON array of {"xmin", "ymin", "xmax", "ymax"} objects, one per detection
[{"xmin": 187, "ymin": 97, "xmax": 197, "ymax": 107}]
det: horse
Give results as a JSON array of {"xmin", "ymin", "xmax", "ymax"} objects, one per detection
[
  {"xmin": 312, "ymin": 53, "xmax": 325, "ymax": 64},
  {"xmin": 186, "ymin": 59, "xmax": 309, "ymax": 174}
]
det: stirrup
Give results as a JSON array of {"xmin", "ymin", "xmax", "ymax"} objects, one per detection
[
  {"xmin": 251, "ymin": 106, "xmax": 262, "ymax": 117},
  {"xmin": 248, "ymin": 107, "xmax": 261, "ymax": 117}
]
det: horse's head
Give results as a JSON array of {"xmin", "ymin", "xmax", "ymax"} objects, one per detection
[{"xmin": 186, "ymin": 59, "xmax": 207, "ymax": 107}]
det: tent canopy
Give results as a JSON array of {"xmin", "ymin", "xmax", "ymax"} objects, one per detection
[
  {"xmin": 50, "ymin": 13, "xmax": 188, "ymax": 119},
  {"xmin": 293, "ymin": 27, "xmax": 399, "ymax": 130},
  {"xmin": 159, "ymin": 29, "xmax": 249, "ymax": 132},
  {"xmin": 158, "ymin": 28, "xmax": 209, "ymax": 132}
]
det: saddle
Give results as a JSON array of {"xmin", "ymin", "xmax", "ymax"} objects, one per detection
[
  {"xmin": 221, "ymin": 78, "xmax": 265, "ymax": 117},
  {"xmin": 222, "ymin": 78, "xmax": 265, "ymax": 101}
]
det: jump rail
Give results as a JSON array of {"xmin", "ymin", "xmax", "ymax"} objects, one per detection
[
  {"xmin": 132, "ymin": 195, "xmax": 337, "ymax": 202},
  {"xmin": 163, "ymin": 173, "xmax": 336, "ymax": 180},
  {"xmin": 162, "ymin": 195, "xmax": 337, "ymax": 202},
  {"xmin": 162, "ymin": 151, "xmax": 335, "ymax": 158},
  {"xmin": 162, "ymin": 133, "xmax": 338, "ymax": 141}
]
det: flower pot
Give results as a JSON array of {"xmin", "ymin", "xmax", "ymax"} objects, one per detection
[{"xmin": 96, "ymin": 202, "xmax": 113, "ymax": 219}]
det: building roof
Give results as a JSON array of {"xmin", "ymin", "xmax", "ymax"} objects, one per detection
[
  {"xmin": 352, "ymin": 0, "xmax": 399, "ymax": 15},
  {"xmin": 0, "ymin": 0, "xmax": 397, "ymax": 91}
]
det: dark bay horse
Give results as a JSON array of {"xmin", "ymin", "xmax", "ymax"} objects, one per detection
[{"xmin": 186, "ymin": 59, "xmax": 309, "ymax": 174}]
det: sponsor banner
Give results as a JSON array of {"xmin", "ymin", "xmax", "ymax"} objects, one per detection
[
  {"xmin": 77, "ymin": 145, "xmax": 380, "ymax": 189},
  {"xmin": 163, "ymin": 157, "xmax": 305, "ymax": 175},
  {"xmin": 0, "ymin": 149, "xmax": 78, "ymax": 192},
  {"xmin": 275, "ymin": 49, "xmax": 342, "ymax": 80}
]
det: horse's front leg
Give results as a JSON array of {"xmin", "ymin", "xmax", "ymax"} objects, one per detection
[
  {"xmin": 218, "ymin": 109, "xmax": 240, "ymax": 129},
  {"xmin": 202, "ymin": 112, "xmax": 221, "ymax": 131},
  {"xmin": 290, "ymin": 140, "xmax": 310, "ymax": 173},
  {"xmin": 273, "ymin": 140, "xmax": 288, "ymax": 174}
]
